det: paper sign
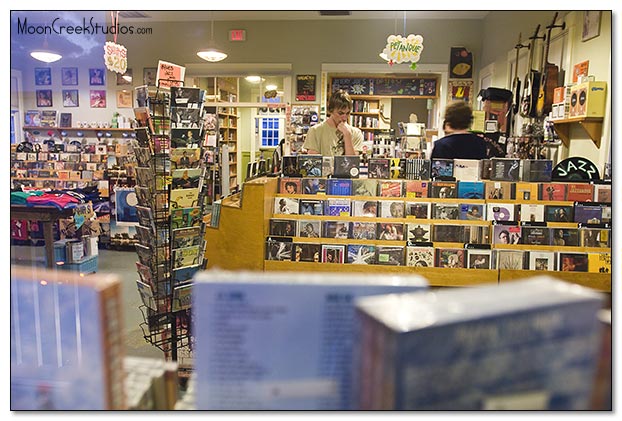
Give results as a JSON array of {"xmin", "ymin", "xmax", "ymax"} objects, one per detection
[
  {"xmin": 156, "ymin": 60, "xmax": 186, "ymax": 88},
  {"xmin": 382, "ymin": 34, "xmax": 424, "ymax": 64},
  {"xmin": 103, "ymin": 41, "xmax": 127, "ymax": 74}
]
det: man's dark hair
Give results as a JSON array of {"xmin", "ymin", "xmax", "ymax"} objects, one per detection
[
  {"xmin": 443, "ymin": 101, "xmax": 473, "ymax": 130},
  {"xmin": 328, "ymin": 89, "xmax": 353, "ymax": 114}
]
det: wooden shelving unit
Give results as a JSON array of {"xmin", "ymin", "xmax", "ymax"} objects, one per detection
[
  {"xmin": 552, "ymin": 116, "xmax": 604, "ymax": 148},
  {"xmin": 350, "ymin": 97, "xmax": 380, "ymax": 132},
  {"xmin": 204, "ymin": 176, "xmax": 611, "ymax": 291}
]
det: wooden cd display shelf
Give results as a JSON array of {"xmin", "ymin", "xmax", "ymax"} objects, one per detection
[{"xmin": 204, "ymin": 177, "xmax": 611, "ymax": 291}]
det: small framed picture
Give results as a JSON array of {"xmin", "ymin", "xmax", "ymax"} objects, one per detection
[
  {"xmin": 90, "ymin": 90, "xmax": 107, "ymax": 108},
  {"xmin": 143, "ymin": 67, "xmax": 157, "ymax": 85},
  {"xmin": 36, "ymin": 89, "xmax": 53, "ymax": 107},
  {"xmin": 62, "ymin": 89, "xmax": 79, "ymax": 107},
  {"xmin": 117, "ymin": 68, "xmax": 133, "ymax": 85},
  {"xmin": 582, "ymin": 11, "xmax": 601, "ymax": 42},
  {"xmin": 89, "ymin": 68, "xmax": 106, "ymax": 86},
  {"xmin": 116, "ymin": 90, "xmax": 133, "ymax": 108},
  {"xmin": 35, "ymin": 67, "xmax": 52, "ymax": 85},
  {"xmin": 61, "ymin": 67, "xmax": 78, "ymax": 85}
]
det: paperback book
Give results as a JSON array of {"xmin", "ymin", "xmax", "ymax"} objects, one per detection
[{"xmin": 172, "ymin": 284, "xmax": 193, "ymax": 312}]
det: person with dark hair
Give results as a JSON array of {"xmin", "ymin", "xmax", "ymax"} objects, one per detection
[
  {"xmin": 284, "ymin": 181, "xmax": 298, "ymax": 194},
  {"xmin": 431, "ymin": 101, "xmax": 487, "ymax": 160},
  {"xmin": 303, "ymin": 90, "xmax": 363, "ymax": 156}
]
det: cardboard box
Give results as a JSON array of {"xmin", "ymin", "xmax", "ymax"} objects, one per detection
[{"xmin": 569, "ymin": 81, "xmax": 607, "ymax": 118}]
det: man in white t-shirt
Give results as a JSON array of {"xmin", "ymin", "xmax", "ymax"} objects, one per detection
[{"xmin": 303, "ymin": 90, "xmax": 363, "ymax": 156}]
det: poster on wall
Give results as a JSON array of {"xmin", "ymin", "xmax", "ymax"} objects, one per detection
[
  {"xmin": 115, "ymin": 187, "xmax": 139, "ymax": 224},
  {"xmin": 296, "ymin": 74, "xmax": 316, "ymax": 101},
  {"xmin": 449, "ymin": 47, "xmax": 473, "ymax": 79},
  {"xmin": 447, "ymin": 80, "xmax": 473, "ymax": 104}
]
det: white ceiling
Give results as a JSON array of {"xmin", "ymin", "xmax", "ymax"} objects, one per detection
[{"xmin": 119, "ymin": 10, "xmax": 489, "ymax": 22}]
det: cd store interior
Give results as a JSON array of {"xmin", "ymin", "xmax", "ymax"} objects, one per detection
[{"xmin": 9, "ymin": 10, "xmax": 613, "ymax": 411}]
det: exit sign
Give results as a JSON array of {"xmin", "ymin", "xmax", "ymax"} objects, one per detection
[{"xmin": 229, "ymin": 29, "xmax": 246, "ymax": 41}]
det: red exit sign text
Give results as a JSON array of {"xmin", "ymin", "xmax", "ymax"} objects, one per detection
[{"xmin": 229, "ymin": 29, "xmax": 246, "ymax": 41}]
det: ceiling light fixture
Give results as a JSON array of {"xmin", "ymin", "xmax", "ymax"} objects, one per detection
[
  {"xmin": 265, "ymin": 84, "xmax": 278, "ymax": 91},
  {"xmin": 197, "ymin": 12, "xmax": 228, "ymax": 62},
  {"xmin": 30, "ymin": 37, "xmax": 62, "ymax": 63},
  {"xmin": 245, "ymin": 75, "xmax": 263, "ymax": 83}
]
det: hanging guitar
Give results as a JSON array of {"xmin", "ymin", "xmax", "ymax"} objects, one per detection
[
  {"xmin": 519, "ymin": 24, "xmax": 545, "ymax": 119},
  {"xmin": 506, "ymin": 33, "xmax": 528, "ymax": 137},
  {"xmin": 535, "ymin": 12, "xmax": 566, "ymax": 118}
]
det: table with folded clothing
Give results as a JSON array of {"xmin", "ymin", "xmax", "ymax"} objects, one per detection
[{"xmin": 10, "ymin": 190, "xmax": 86, "ymax": 268}]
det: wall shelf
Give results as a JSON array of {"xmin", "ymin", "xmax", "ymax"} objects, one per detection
[{"xmin": 552, "ymin": 117, "xmax": 604, "ymax": 148}]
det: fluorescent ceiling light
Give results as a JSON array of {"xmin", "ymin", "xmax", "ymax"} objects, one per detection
[
  {"xmin": 265, "ymin": 84, "xmax": 278, "ymax": 91},
  {"xmin": 245, "ymin": 75, "xmax": 263, "ymax": 83}
]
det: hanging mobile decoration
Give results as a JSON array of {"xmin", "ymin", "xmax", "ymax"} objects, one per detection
[
  {"xmin": 104, "ymin": 11, "xmax": 128, "ymax": 74},
  {"xmin": 381, "ymin": 34, "xmax": 424, "ymax": 69}
]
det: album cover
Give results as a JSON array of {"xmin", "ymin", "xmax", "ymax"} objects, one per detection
[
  {"xmin": 347, "ymin": 244, "xmax": 376, "ymax": 264},
  {"xmin": 266, "ymin": 237, "xmax": 294, "ymax": 261},
  {"xmin": 565, "ymin": 183, "xmax": 594, "ymax": 202},
  {"xmin": 493, "ymin": 223, "xmax": 521, "ymax": 244},
  {"xmin": 269, "ymin": 219, "xmax": 298, "ymax": 237},
  {"xmin": 529, "ymin": 251, "xmax": 556, "ymax": 271},
  {"xmin": 540, "ymin": 183, "xmax": 567, "ymax": 201},
  {"xmin": 378, "ymin": 180, "xmax": 403, "ymax": 197},
  {"xmin": 587, "ymin": 252, "xmax": 611, "ymax": 273},
  {"xmin": 432, "ymin": 224, "xmax": 465, "ymax": 243},
  {"xmin": 136, "ymin": 205, "xmax": 155, "ymax": 231},
  {"xmin": 580, "ymin": 228, "xmax": 611, "ymax": 248},
  {"xmin": 302, "ymin": 178, "xmax": 326, "ymax": 195},
  {"xmin": 405, "ymin": 202, "xmax": 431, "ymax": 219},
  {"xmin": 601, "ymin": 205, "xmax": 612, "ymax": 224},
  {"xmin": 405, "ymin": 158, "xmax": 431, "ymax": 180},
  {"xmin": 326, "ymin": 178, "xmax": 353, "ymax": 196},
  {"xmin": 350, "ymin": 200, "xmax": 377, "ymax": 217},
  {"xmin": 321, "ymin": 244, "xmax": 346, "ymax": 263},
  {"xmin": 368, "ymin": 158, "xmax": 390, "ymax": 179},
  {"xmin": 324, "ymin": 198, "xmax": 352, "ymax": 216},
  {"xmin": 514, "ymin": 182, "xmax": 540, "ymax": 201},
  {"xmin": 520, "ymin": 159, "xmax": 553, "ymax": 182},
  {"xmin": 490, "ymin": 158, "xmax": 521, "ymax": 181},
  {"xmin": 550, "ymin": 228, "xmax": 580, "ymax": 247},
  {"xmin": 377, "ymin": 223, "xmax": 404, "ymax": 241},
  {"xmin": 173, "ymin": 245, "xmax": 201, "ymax": 269},
  {"xmin": 379, "ymin": 200, "xmax": 405, "ymax": 218},
  {"xmin": 352, "ymin": 179, "xmax": 378, "ymax": 196},
  {"xmin": 544, "ymin": 205, "xmax": 573, "ymax": 223},
  {"xmin": 406, "ymin": 246, "xmax": 435, "ymax": 267},
  {"xmin": 404, "ymin": 180, "xmax": 429, "ymax": 198},
  {"xmin": 322, "ymin": 221, "xmax": 350, "ymax": 239},
  {"xmin": 280, "ymin": 177, "xmax": 302, "ymax": 194},
  {"xmin": 453, "ymin": 159, "xmax": 481, "ymax": 181},
  {"xmin": 299, "ymin": 199, "xmax": 324, "ymax": 215},
  {"xmin": 593, "ymin": 184, "xmax": 611, "ymax": 203},
  {"xmin": 390, "ymin": 158, "xmax": 406, "ymax": 179},
  {"xmin": 292, "ymin": 243, "xmax": 322, "ymax": 262},
  {"xmin": 429, "ymin": 181, "xmax": 457, "ymax": 198},
  {"xmin": 170, "ymin": 188, "xmax": 200, "ymax": 209},
  {"xmin": 171, "ymin": 128, "xmax": 201, "ymax": 148},
  {"xmin": 298, "ymin": 220, "xmax": 321, "ymax": 238},
  {"xmin": 456, "ymin": 181, "xmax": 485, "ymax": 199},
  {"xmin": 573, "ymin": 203, "xmax": 604, "ymax": 224},
  {"xmin": 349, "ymin": 221, "xmax": 377, "ymax": 240},
  {"xmin": 282, "ymin": 156, "xmax": 300, "ymax": 177},
  {"xmin": 430, "ymin": 159, "xmax": 454, "ymax": 178},
  {"xmin": 486, "ymin": 203, "xmax": 516, "ymax": 222},
  {"xmin": 466, "ymin": 249, "xmax": 492, "ymax": 269},
  {"xmin": 171, "ymin": 207, "xmax": 202, "ymax": 229},
  {"xmin": 432, "ymin": 203, "xmax": 460, "ymax": 220},
  {"xmin": 519, "ymin": 204, "xmax": 545, "ymax": 223},
  {"xmin": 459, "ymin": 203, "xmax": 485, "ymax": 220},
  {"xmin": 406, "ymin": 223, "xmax": 432, "ymax": 242},
  {"xmin": 169, "ymin": 147, "xmax": 200, "ymax": 169},
  {"xmin": 496, "ymin": 250, "xmax": 526, "ymax": 270},
  {"xmin": 484, "ymin": 181, "xmax": 515, "ymax": 200},
  {"xmin": 333, "ymin": 155, "xmax": 360, "ymax": 178},
  {"xmin": 171, "ymin": 226, "xmax": 202, "ymax": 249},
  {"xmin": 435, "ymin": 248, "xmax": 465, "ymax": 268},
  {"xmin": 376, "ymin": 246, "xmax": 404, "ymax": 266},
  {"xmin": 171, "ymin": 86, "xmax": 201, "ymax": 108},
  {"xmin": 298, "ymin": 155, "xmax": 323, "ymax": 177},
  {"xmin": 274, "ymin": 197, "xmax": 300, "ymax": 215},
  {"xmin": 133, "ymin": 107, "xmax": 154, "ymax": 133},
  {"xmin": 520, "ymin": 226, "xmax": 550, "ymax": 245},
  {"xmin": 322, "ymin": 156, "xmax": 334, "ymax": 177},
  {"xmin": 558, "ymin": 252, "xmax": 589, "ymax": 272}
]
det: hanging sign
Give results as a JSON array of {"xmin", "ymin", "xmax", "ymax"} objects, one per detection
[
  {"xmin": 381, "ymin": 34, "xmax": 424, "ymax": 69},
  {"xmin": 104, "ymin": 41, "xmax": 128, "ymax": 74}
]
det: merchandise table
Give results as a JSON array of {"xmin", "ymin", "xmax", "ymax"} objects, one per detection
[{"xmin": 10, "ymin": 205, "xmax": 74, "ymax": 268}]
